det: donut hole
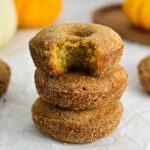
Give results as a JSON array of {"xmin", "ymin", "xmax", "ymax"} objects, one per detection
[
  {"xmin": 73, "ymin": 30, "xmax": 94, "ymax": 37},
  {"xmin": 52, "ymin": 39, "xmax": 97, "ymax": 74},
  {"xmin": 67, "ymin": 28, "xmax": 95, "ymax": 37}
]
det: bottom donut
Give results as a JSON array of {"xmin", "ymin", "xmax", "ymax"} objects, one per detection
[{"xmin": 32, "ymin": 98, "xmax": 123, "ymax": 143}]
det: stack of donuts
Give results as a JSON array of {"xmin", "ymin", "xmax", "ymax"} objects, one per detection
[{"xmin": 29, "ymin": 23, "xmax": 128, "ymax": 143}]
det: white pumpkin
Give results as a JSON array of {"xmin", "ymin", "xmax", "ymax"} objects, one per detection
[{"xmin": 0, "ymin": 0, "xmax": 17, "ymax": 48}]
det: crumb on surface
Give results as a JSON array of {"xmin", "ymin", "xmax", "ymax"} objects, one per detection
[
  {"xmin": 2, "ymin": 98, "xmax": 7, "ymax": 103},
  {"xmin": 136, "ymin": 122, "xmax": 139, "ymax": 126}
]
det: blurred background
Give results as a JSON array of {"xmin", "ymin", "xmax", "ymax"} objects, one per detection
[
  {"xmin": 0, "ymin": 0, "xmax": 123, "ymax": 53},
  {"xmin": 1, "ymin": 0, "xmax": 150, "ymax": 53}
]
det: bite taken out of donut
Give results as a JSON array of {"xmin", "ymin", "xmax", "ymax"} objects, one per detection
[{"xmin": 29, "ymin": 23, "xmax": 124, "ymax": 77}]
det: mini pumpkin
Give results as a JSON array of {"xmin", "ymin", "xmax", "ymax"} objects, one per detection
[
  {"xmin": 14, "ymin": 0, "xmax": 62, "ymax": 28},
  {"xmin": 0, "ymin": 0, "xmax": 17, "ymax": 48},
  {"xmin": 123, "ymin": 0, "xmax": 150, "ymax": 30}
]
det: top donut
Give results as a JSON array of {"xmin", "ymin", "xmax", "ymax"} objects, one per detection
[{"xmin": 29, "ymin": 23, "xmax": 123, "ymax": 76}]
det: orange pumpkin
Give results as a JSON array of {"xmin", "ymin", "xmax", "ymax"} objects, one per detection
[
  {"xmin": 123, "ymin": 0, "xmax": 150, "ymax": 30},
  {"xmin": 14, "ymin": 0, "xmax": 62, "ymax": 28}
]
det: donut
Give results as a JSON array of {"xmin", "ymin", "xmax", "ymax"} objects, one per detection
[
  {"xmin": 35, "ymin": 65, "xmax": 127, "ymax": 110},
  {"xmin": 29, "ymin": 23, "xmax": 123, "ymax": 76},
  {"xmin": 0, "ymin": 59, "xmax": 10, "ymax": 98},
  {"xmin": 138, "ymin": 56, "xmax": 150, "ymax": 93},
  {"xmin": 32, "ymin": 98, "xmax": 123, "ymax": 143}
]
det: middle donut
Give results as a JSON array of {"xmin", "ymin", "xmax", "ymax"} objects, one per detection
[{"xmin": 35, "ymin": 65, "xmax": 128, "ymax": 110}]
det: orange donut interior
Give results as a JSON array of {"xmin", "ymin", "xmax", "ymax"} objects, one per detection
[{"xmin": 52, "ymin": 39, "xmax": 97, "ymax": 74}]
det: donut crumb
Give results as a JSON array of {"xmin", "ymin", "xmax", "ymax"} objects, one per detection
[
  {"xmin": 82, "ymin": 87, "xmax": 86, "ymax": 90},
  {"xmin": 2, "ymin": 98, "xmax": 7, "ymax": 103}
]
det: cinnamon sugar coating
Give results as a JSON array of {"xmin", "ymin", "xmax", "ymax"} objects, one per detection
[
  {"xmin": 29, "ymin": 23, "xmax": 123, "ymax": 76},
  {"xmin": 138, "ymin": 56, "xmax": 150, "ymax": 93},
  {"xmin": 32, "ymin": 98, "xmax": 123, "ymax": 143},
  {"xmin": 35, "ymin": 65, "xmax": 127, "ymax": 110},
  {"xmin": 0, "ymin": 59, "xmax": 10, "ymax": 98}
]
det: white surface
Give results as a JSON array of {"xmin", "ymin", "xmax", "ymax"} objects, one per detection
[{"xmin": 0, "ymin": 0, "xmax": 150, "ymax": 149}]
